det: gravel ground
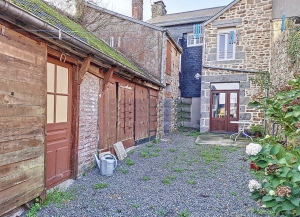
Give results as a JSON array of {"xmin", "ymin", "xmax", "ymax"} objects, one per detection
[{"xmin": 26, "ymin": 131, "xmax": 271, "ymax": 217}]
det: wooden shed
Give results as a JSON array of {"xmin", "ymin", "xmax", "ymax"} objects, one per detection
[{"xmin": 0, "ymin": 0, "xmax": 163, "ymax": 215}]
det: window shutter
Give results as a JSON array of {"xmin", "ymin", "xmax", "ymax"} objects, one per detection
[{"xmin": 166, "ymin": 41, "xmax": 172, "ymax": 75}]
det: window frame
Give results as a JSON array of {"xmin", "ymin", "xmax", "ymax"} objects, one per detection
[
  {"xmin": 217, "ymin": 28, "xmax": 236, "ymax": 61},
  {"xmin": 187, "ymin": 33, "xmax": 203, "ymax": 47}
]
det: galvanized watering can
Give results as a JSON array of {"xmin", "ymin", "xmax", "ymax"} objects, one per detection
[{"xmin": 95, "ymin": 153, "xmax": 117, "ymax": 176}]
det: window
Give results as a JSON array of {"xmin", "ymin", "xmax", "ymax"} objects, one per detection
[
  {"xmin": 109, "ymin": 37, "xmax": 114, "ymax": 47},
  {"xmin": 217, "ymin": 29, "xmax": 236, "ymax": 61},
  {"xmin": 187, "ymin": 33, "xmax": 203, "ymax": 47}
]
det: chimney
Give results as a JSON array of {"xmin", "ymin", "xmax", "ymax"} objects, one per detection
[
  {"xmin": 132, "ymin": 0, "xmax": 143, "ymax": 20},
  {"xmin": 151, "ymin": 1, "xmax": 167, "ymax": 18}
]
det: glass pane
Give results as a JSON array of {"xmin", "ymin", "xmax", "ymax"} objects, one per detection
[
  {"xmin": 56, "ymin": 95, "xmax": 68, "ymax": 123},
  {"xmin": 211, "ymin": 83, "xmax": 240, "ymax": 90},
  {"xmin": 227, "ymin": 33, "xmax": 234, "ymax": 59},
  {"xmin": 47, "ymin": 63, "xmax": 55, "ymax": 93},
  {"xmin": 218, "ymin": 34, "xmax": 226, "ymax": 59},
  {"xmin": 47, "ymin": 94, "xmax": 54, "ymax": 123},
  {"xmin": 211, "ymin": 93, "xmax": 226, "ymax": 118},
  {"xmin": 230, "ymin": 93, "xmax": 238, "ymax": 118},
  {"xmin": 56, "ymin": 66, "xmax": 69, "ymax": 94}
]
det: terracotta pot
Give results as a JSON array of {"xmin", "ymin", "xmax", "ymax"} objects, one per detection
[{"xmin": 250, "ymin": 162, "xmax": 260, "ymax": 171}]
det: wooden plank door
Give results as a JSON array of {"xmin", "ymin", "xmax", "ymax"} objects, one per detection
[
  {"xmin": 135, "ymin": 85, "xmax": 149, "ymax": 142},
  {"xmin": 118, "ymin": 84, "xmax": 134, "ymax": 148},
  {"xmin": 149, "ymin": 89, "xmax": 158, "ymax": 138},
  {"xmin": 46, "ymin": 58, "xmax": 72, "ymax": 189},
  {"xmin": 210, "ymin": 90, "xmax": 239, "ymax": 133}
]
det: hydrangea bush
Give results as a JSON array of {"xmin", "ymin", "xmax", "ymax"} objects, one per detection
[
  {"xmin": 247, "ymin": 77, "xmax": 300, "ymax": 216},
  {"xmin": 246, "ymin": 138, "xmax": 300, "ymax": 216}
]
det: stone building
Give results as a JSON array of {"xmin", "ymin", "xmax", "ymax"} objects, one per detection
[
  {"xmin": 270, "ymin": 0, "xmax": 300, "ymax": 90},
  {"xmin": 200, "ymin": 0, "xmax": 273, "ymax": 133},
  {"xmin": 82, "ymin": 1, "xmax": 182, "ymax": 135},
  {"xmin": 148, "ymin": 1, "xmax": 224, "ymax": 129}
]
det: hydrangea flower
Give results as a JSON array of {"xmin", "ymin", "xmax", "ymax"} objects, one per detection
[
  {"xmin": 248, "ymin": 179, "xmax": 262, "ymax": 192},
  {"xmin": 298, "ymin": 165, "xmax": 300, "ymax": 171},
  {"xmin": 246, "ymin": 143, "xmax": 262, "ymax": 156},
  {"xmin": 269, "ymin": 190, "xmax": 275, "ymax": 196}
]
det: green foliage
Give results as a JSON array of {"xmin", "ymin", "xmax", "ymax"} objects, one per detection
[
  {"xmin": 178, "ymin": 210, "xmax": 190, "ymax": 217},
  {"xmin": 118, "ymin": 167, "xmax": 129, "ymax": 174},
  {"xmin": 26, "ymin": 199, "xmax": 41, "ymax": 217},
  {"xmin": 249, "ymin": 77, "xmax": 300, "ymax": 148},
  {"xmin": 287, "ymin": 26, "xmax": 300, "ymax": 63},
  {"xmin": 142, "ymin": 176, "xmax": 150, "ymax": 181},
  {"xmin": 185, "ymin": 130, "xmax": 201, "ymax": 138},
  {"xmin": 249, "ymin": 138, "xmax": 300, "ymax": 216},
  {"xmin": 250, "ymin": 125, "xmax": 265, "ymax": 137},
  {"xmin": 132, "ymin": 204, "xmax": 139, "ymax": 208},
  {"xmin": 140, "ymin": 147, "xmax": 160, "ymax": 158},
  {"xmin": 187, "ymin": 180, "xmax": 196, "ymax": 185},
  {"xmin": 125, "ymin": 158, "xmax": 135, "ymax": 166},
  {"xmin": 93, "ymin": 182, "xmax": 108, "ymax": 189},
  {"xmin": 27, "ymin": 189, "xmax": 76, "ymax": 217}
]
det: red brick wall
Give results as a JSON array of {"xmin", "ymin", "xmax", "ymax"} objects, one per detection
[{"xmin": 78, "ymin": 73, "xmax": 99, "ymax": 176}]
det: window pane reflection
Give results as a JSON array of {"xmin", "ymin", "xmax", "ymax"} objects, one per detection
[
  {"xmin": 212, "ymin": 93, "xmax": 226, "ymax": 118},
  {"xmin": 230, "ymin": 93, "xmax": 237, "ymax": 118}
]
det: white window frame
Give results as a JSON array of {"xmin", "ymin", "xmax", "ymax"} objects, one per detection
[
  {"xmin": 217, "ymin": 28, "xmax": 236, "ymax": 61},
  {"xmin": 109, "ymin": 37, "xmax": 114, "ymax": 47},
  {"xmin": 187, "ymin": 33, "xmax": 203, "ymax": 47}
]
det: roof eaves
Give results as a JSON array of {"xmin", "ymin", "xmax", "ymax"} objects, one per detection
[
  {"xmin": 5, "ymin": 0, "xmax": 162, "ymax": 86},
  {"xmin": 86, "ymin": 2, "xmax": 165, "ymax": 32},
  {"xmin": 203, "ymin": 0, "xmax": 240, "ymax": 26}
]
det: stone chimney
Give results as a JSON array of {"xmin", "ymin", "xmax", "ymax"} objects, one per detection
[
  {"xmin": 151, "ymin": 1, "xmax": 167, "ymax": 18},
  {"xmin": 132, "ymin": 0, "xmax": 143, "ymax": 20}
]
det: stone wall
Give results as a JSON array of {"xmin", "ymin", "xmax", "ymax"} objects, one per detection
[
  {"xmin": 201, "ymin": 0, "xmax": 272, "ymax": 132},
  {"xmin": 270, "ymin": 19, "xmax": 299, "ymax": 95},
  {"xmin": 84, "ymin": 9, "xmax": 163, "ymax": 80},
  {"xmin": 163, "ymin": 38, "xmax": 180, "ymax": 133},
  {"xmin": 78, "ymin": 73, "xmax": 100, "ymax": 176}
]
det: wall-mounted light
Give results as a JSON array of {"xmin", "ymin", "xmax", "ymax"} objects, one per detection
[{"xmin": 194, "ymin": 73, "xmax": 201, "ymax": 80}]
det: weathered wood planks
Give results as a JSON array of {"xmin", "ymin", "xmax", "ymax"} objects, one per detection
[{"xmin": 0, "ymin": 22, "xmax": 46, "ymax": 216}]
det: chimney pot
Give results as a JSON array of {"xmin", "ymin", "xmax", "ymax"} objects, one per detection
[{"xmin": 151, "ymin": 1, "xmax": 167, "ymax": 18}]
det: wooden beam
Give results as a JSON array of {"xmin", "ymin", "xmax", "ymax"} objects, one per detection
[
  {"xmin": 78, "ymin": 54, "xmax": 94, "ymax": 84},
  {"xmin": 102, "ymin": 67, "xmax": 116, "ymax": 91}
]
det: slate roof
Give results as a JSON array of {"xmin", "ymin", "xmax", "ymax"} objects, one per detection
[
  {"xmin": 10, "ymin": 0, "xmax": 156, "ymax": 81},
  {"xmin": 147, "ymin": 6, "xmax": 225, "ymax": 26}
]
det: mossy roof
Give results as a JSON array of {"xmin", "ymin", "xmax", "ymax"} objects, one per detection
[{"xmin": 11, "ymin": 0, "xmax": 158, "ymax": 82}]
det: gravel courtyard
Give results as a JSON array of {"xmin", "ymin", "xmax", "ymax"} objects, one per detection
[{"xmin": 29, "ymin": 131, "xmax": 270, "ymax": 217}]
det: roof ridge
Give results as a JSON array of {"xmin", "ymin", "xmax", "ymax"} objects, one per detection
[{"xmin": 151, "ymin": 6, "xmax": 225, "ymax": 18}]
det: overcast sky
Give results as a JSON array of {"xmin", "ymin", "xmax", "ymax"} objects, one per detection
[{"xmin": 101, "ymin": 0, "xmax": 233, "ymax": 21}]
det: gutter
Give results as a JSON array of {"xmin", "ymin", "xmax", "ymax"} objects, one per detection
[
  {"xmin": 203, "ymin": 65, "xmax": 265, "ymax": 74},
  {"xmin": 0, "ymin": 0, "xmax": 164, "ymax": 87},
  {"xmin": 160, "ymin": 31, "xmax": 166, "ymax": 84}
]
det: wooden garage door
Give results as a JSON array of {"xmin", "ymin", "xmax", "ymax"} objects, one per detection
[{"xmin": 46, "ymin": 58, "xmax": 72, "ymax": 189}]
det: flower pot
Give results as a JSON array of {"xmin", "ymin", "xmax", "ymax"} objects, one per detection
[{"xmin": 250, "ymin": 162, "xmax": 260, "ymax": 171}]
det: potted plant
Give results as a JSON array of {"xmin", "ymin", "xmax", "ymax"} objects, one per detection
[{"xmin": 250, "ymin": 125, "xmax": 265, "ymax": 138}]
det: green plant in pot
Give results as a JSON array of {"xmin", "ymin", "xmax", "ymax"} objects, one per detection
[{"xmin": 250, "ymin": 125, "xmax": 265, "ymax": 138}]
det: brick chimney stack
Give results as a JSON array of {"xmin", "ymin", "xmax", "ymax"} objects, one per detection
[
  {"xmin": 132, "ymin": 0, "xmax": 143, "ymax": 20},
  {"xmin": 151, "ymin": 1, "xmax": 167, "ymax": 18}
]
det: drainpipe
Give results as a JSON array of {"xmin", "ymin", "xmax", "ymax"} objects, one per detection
[
  {"xmin": 160, "ymin": 31, "xmax": 166, "ymax": 84},
  {"xmin": 0, "ymin": 0, "xmax": 164, "ymax": 87}
]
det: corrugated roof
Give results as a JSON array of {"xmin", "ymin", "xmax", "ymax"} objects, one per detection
[
  {"xmin": 10, "ymin": 0, "xmax": 155, "ymax": 79},
  {"xmin": 147, "ymin": 6, "xmax": 225, "ymax": 26}
]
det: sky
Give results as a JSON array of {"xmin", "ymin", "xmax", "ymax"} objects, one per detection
[{"xmin": 101, "ymin": 0, "xmax": 234, "ymax": 21}]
